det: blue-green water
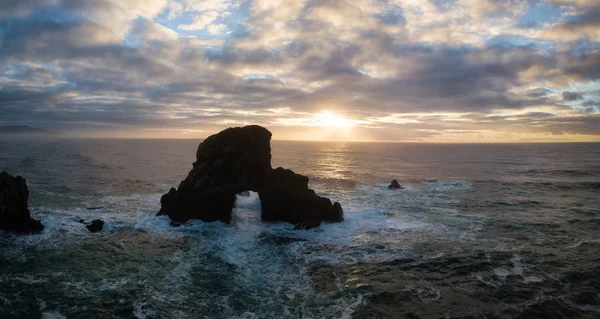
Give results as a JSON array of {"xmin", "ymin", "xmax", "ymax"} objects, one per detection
[{"xmin": 1, "ymin": 138, "xmax": 600, "ymax": 318}]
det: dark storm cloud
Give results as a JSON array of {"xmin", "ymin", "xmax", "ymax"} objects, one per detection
[
  {"xmin": 563, "ymin": 91, "xmax": 583, "ymax": 101},
  {"xmin": 583, "ymin": 100, "xmax": 600, "ymax": 107},
  {"xmin": 0, "ymin": 0, "xmax": 58, "ymax": 18},
  {"xmin": 562, "ymin": 50, "xmax": 600, "ymax": 80},
  {"xmin": 281, "ymin": 44, "xmax": 558, "ymax": 113},
  {"xmin": 527, "ymin": 88, "xmax": 551, "ymax": 98}
]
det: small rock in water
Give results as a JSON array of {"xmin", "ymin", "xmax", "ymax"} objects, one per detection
[
  {"xmin": 388, "ymin": 179, "xmax": 403, "ymax": 189},
  {"xmin": 86, "ymin": 219, "xmax": 104, "ymax": 233},
  {"xmin": 86, "ymin": 206, "xmax": 103, "ymax": 210}
]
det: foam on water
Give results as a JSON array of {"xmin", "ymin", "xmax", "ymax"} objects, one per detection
[
  {"xmin": 2, "ymin": 138, "xmax": 600, "ymax": 318},
  {"xmin": 133, "ymin": 213, "xmax": 367, "ymax": 317},
  {"xmin": 234, "ymin": 191, "xmax": 262, "ymax": 210},
  {"xmin": 127, "ymin": 191, "xmax": 434, "ymax": 317},
  {"xmin": 133, "ymin": 301, "xmax": 156, "ymax": 319},
  {"xmin": 424, "ymin": 180, "xmax": 472, "ymax": 192},
  {"xmin": 3, "ymin": 190, "xmax": 397, "ymax": 318},
  {"xmin": 1, "ymin": 179, "xmax": 594, "ymax": 318},
  {"xmin": 41, "ymin": 310, "xmax": 67, "ymax": 319},
  {"xmin": 353, "ymin": 183, "xmax": 463, "ymax": 209}
]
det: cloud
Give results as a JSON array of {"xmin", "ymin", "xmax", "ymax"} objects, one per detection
[
  {"xmin": 0, "ymin": 0, "xmax": 58, "ymax": 18},
  {"xmin": 0, "ymin": 0, "xmax": 599, "ymax": 141},
  {"xmin": 527, "ymin": 88, "xmax": 551, "ymax": 97},
  {"xmin": 130, "ymin": 18, "xmax": 179, "ymax": 43},
  {"xmin": 539, "ymin": 1, "xmax": 600, "ymax": 41},
  {"xmin": 563, "ymin": 91, "xmax": 583, "ymax": 101},
  {"xmin": 207, "ymin": 23, "xmax": 227, "ymax": 35},
  {"xmin": 178, "ymin": 10, "xmax": 220, "ymax": 31}
]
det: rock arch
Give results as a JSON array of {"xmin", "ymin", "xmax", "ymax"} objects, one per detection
[{"xmin": 159, "ymin": 125, "xmax": 343, "ymax": 229}]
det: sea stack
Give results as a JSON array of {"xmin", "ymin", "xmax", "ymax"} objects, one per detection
[
  {"xmin": 158, "ymin": 125, "xmax": 343, "ymax": 229},
  {"xmin": 388, "ymin": 179, "xmax": 403, "ymax": 189},
  {"xmin": 0, "ymin": 171, "xmax": 44, "ymax": 234}
]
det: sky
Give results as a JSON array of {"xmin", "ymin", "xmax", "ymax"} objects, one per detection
[{"xmin": 1, "ymin": 0, "xmax": 599, "ymax": 142}]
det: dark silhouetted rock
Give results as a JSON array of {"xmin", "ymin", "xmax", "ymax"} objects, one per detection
[
  {"xmin": 388, "ymin": 179, "xmax": 403, "ymax": 189},
  {"xmin": 260, "ymin": 168, "xmax": 343, "ymax": 228},
  {"xmin": 159, "ymin": 125, "xmax": 272, "ymax": 223},
  {"xmin": 86, "ymin": 219, "xmax": 104, "ymax": 233},
  {"xmin": 0, "ymin": 171, "xmax": 44, "ymax": 234},
  {"xmin": 159, "ymin": 125, "xmax": 343, "ymax": 229}
]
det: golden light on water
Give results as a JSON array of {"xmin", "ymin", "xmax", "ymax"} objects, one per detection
[{"xmin": 315, "ymin": 111, "xmax": 355, "ymax": 128}]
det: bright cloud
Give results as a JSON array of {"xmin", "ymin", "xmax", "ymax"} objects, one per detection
[{"xmin": 0, "ymin": 0, "xmax": 599, "ymax": 141}]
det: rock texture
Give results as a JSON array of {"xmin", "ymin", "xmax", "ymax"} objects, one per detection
[
  {"xmin": 0, "ymin": 171, "xmax": 44, "ymax": 234},
  {"xmin": 388, "ymin": 179, "xmax": 403, "ymax": 189},
  {"xmin": 159, "ymin": 125, "xmax": 343, "ymax": 229}
]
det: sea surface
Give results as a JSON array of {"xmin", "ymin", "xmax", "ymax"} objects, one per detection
[{"xmin": 1, "ymin": 137, "xmax": 600, "ymax": 319}]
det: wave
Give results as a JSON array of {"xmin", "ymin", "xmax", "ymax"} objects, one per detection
[
  {"xmin": 41, "ymin": 310, "xmax": 67, "ymax": 319},
  {"xmin": 519, "ymin": 168, "xmax": 600, "ymax": 177}
]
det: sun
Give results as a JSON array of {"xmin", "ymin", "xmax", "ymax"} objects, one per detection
[{"xmin": 315, "ymin": 111, "xmax": 354, "ymax": 128}]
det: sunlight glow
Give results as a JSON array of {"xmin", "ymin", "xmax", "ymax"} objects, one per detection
[{"xmin": 315, "ymin": 111, "xmax": 355, "ymax": 128}]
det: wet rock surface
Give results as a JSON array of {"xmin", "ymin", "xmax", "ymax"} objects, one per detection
[
  {"xmin": 159, "ymin": 125, "xmax": 343, "ymax": 229},
  {"xmin": 260, "ymin": 168, "xmax": 343, "ymax": 229},
  {"xmin": 86, "ymin": 219, "xmax": 104, "ymax": 233},
  {"xmin": 0, "ymin": 171, "xmax": 44, "ymax": 234}
]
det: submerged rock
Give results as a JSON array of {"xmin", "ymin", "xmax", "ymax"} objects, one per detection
[
  {"xmin": 0, "ymin": 171, "xmax": 44, "ymax": 234},
  {"xmin": 388, "ymin": 179, "xmax": 403, "ymax": 189},
  {"xmin": 86, "ymin": 219, "xmax": 104, "ymax": 233},
  {"xmin": 159, "ymin": 125, "xmax": 343, "ymax": 229}
]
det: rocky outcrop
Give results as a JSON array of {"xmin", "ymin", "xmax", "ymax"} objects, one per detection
[
  {"xmin": 86, "ymin": 219, "xmax": 104, "ymax": 233},
  {"xmin": 0, "ymin": 171, "xmax": 44, "ymax": 234},
  {"xmin": 159, "ymin": 125, "xmax": 272, "ymax": 224},
  {"xmin": 159, "ymin": 125, "xmax": 343, "ymax": 229},
  {"xmin": 388, "ymin": 179, "xmax": 403, "ymax": 189},
  {"xmin": 260, "ymin": 168, "xmax": 343, "ymax": 229}
]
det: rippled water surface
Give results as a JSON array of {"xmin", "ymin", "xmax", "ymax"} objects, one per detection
[{"xmin": 1, "ymin": 138, "xmax": 600, "ymax": 318}]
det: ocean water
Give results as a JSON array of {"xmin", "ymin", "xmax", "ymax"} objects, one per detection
[{"xmin": 1, "ymin": 137, "xmax": 600, "ymax": 319}]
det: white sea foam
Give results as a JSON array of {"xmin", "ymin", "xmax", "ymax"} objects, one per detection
[
  {"xmin": 13, "ymin": 274, "xmax": 47, "ymax": 285},
  {"xmin": 403, "ymin": 285, "xmax": 441, "ymax": 303},
  {"xmin": 426, "ymin": 180, "xmax": 472, "ymax": 192},
  {"xmin": 234, "ymin": 191, "xmax": 262, "ymax": 210},
  {"xmin": 41, "ymin": 310, "xmax": 67, "ymax": 319},
  {"xmin": 355, "ymin": 183, "xmax": 462, "ymax": 207},
  {"xmin": 566, "ymin": 239, "xmax": 600, "ymax": 248},
  {"xmin": 491, "ymin": 254, "xmax": 534, "ymax": 285},
  {"xmin": 3, "ymin": 187, "xmax": 437, "ymax": 318},
  {"xmin": 133, "ymin": 301, "xmax": 156, "ymax": 319}
]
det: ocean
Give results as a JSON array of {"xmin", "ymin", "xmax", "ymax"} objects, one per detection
[{"xmin": 1, "ymin": 137, "xmax": 600, "ymax": 318}]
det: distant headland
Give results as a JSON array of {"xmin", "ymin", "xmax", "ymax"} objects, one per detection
[{"xmin": 0, "ymin": 125, "xmax": 55, "ymax": 135}]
